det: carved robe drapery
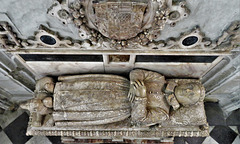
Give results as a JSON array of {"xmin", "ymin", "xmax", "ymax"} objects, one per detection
[
  {"xmin": 129, "ymin": 69, "xmax": 170, "ymax": 126},
  {"xmin": 52, "ymin": 74, "xmax": 131, "ymax": 126}
]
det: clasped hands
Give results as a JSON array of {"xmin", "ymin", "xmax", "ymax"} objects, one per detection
[{"xmin": 128, "ymin": 80, "xmax": 147, "ymax": 102}]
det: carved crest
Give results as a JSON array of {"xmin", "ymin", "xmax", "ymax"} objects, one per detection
[{"xmin": 92, "ymin": 0, "xmax": 148, "ymax": 40}]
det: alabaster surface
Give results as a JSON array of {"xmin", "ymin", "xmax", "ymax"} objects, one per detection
[
  {"xmin": 20, "ymin": 69, "xmax": 209, "ymax": 140},
  {"xmin": 53, "ymin": 74, "xmax": 131, "ymax": 126}
]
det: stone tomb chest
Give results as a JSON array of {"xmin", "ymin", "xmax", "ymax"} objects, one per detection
[{"xmin": 21, "ymin": 69, "xmax": 209, "ymax": 142}]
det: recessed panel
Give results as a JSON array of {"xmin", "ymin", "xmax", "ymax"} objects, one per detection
[
  {"xmin": 109, "ymin": 55, "xmax": 130, "ymax": 63},
  {"xmin": 136, "ymin": 55, "xmax": 217, "ymax": 63},
  {"xmin": 19, "ymin": 54, "xmax": 103, "ymax": 62}
]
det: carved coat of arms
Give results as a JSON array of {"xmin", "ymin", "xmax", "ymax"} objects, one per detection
[{"xmin": 92, "ymin": 0, "xmax": 148, "ymax": 40}]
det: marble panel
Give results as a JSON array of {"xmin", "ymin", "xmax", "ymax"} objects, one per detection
[
  {"xmin": 134, "ymin": 63, "xmax": 212, "ymax": 78},
  {"xmin": 25, "ymin": 62, "xmax": 105, "ymax": 78}
]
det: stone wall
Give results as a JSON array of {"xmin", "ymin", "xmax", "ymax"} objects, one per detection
[
  {"xmin": 203, "ymin": 48, "xmax": 240, "ymax": 116},
  {"xmin": 0, "ymin": 51, "xmax": 35, "ymax": 110}
]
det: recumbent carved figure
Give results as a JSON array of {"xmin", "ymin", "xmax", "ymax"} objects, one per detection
[{"xmin": 20, "ymin": 69, "xmax": 209, "ymax": 138}]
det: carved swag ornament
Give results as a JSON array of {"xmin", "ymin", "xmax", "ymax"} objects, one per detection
[{"xmin": 20, "ymin": 69, "xmax": 209, "ymax": 140}]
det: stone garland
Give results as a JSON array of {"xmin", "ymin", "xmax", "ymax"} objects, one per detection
[{"xmin": 0, "ymin": 21, "xmax": 239, "ymax": 51}]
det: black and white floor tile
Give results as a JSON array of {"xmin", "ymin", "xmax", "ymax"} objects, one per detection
[
  {"xmin": 0, "ymin": 102, "xmax": 239, "ymax": 144},
  {"xmin": 174, "ymin": 102, "xmax": 240, "ymax": 144}
]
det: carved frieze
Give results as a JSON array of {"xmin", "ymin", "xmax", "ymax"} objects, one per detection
[{"xmin": 0, "ymin": 20, "xmax": 239, "ymax": 52}]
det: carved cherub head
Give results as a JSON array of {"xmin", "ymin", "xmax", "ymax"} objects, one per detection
[
  {"xmin": 35, "ymin": 77, "xmax": 55, "ymax": 93},
  {"xmin": 174, "ymin": 83, "xmax": 205, "ymax": 107}
]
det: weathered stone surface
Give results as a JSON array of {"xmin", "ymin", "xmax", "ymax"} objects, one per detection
[{"xmin": 20, "ymin": 69, "xmax": 209, "ymax": 140}]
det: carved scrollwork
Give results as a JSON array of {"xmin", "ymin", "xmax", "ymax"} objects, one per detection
[
  {"xmin": 21, "ymin": 25, "xmax": 92, "ymax": 49},
  {"xmin": 145, "ymin": 22, "xmax": 240, "ymax": 51},
  {"xmin": 0, "ymin": 22, "xmax": 22, "ymax": 50},
  {"xmin": 166, "ymin": 1, "xmax": 189, "ymax": 26},
  {"xmin": 47, "ymin": 0, "xmax": 72, "ymax": 25},
  {"xmin": 22, "ymin": 30, "xmax": 69, "ymax": 48},
  {"xmin": 212, "ymin": 21, "xmax": 240, "ymax": 50},
  {"xmin": 149, "ymin": 27, "xmax": 211, "ymax": 51}
]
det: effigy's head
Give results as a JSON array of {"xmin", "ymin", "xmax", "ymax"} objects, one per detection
[
  {"xmin": 36, "ymin": 77, "xmax": 55, "ymax": 93},
  {"xmin": 174, "ymin": 83, "xmax": 205, "ymax": 107}
]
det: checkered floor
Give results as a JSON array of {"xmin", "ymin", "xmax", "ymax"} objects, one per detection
[{"xmin": 0, "ymin": 102, "xmax": 239, "ymax": 144}]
